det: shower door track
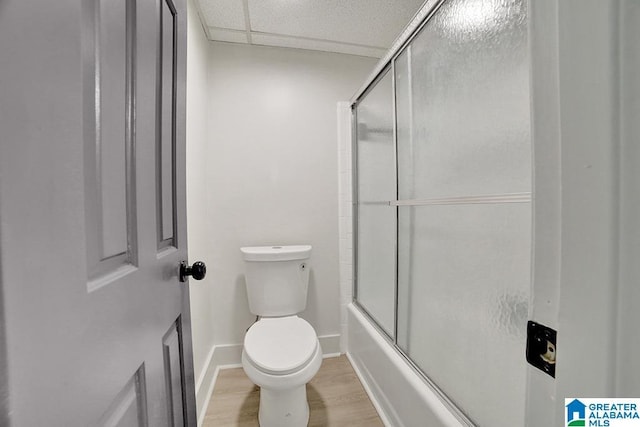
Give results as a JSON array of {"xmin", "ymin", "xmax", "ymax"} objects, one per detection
[{"xmin": 390, "ymin": 192, "xmax": 532, "ymax": 207}]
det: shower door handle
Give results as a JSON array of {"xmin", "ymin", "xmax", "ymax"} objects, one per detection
[{"xmin": 179, "ymin": 261, "xmax": 206, "ymax": 282}]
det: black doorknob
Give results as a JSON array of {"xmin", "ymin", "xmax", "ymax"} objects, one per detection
[{"xmin": 180, "ymin": 261, "xmax": 206, "ymax": 282}]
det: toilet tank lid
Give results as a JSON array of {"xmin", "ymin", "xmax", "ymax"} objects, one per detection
[{"xmin": 241, "ymin": 245, "xmax": 312, "ymax": 261}]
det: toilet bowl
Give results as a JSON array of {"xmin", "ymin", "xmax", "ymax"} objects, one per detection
[
  {"xmin": 242, "ymin": 316, "xmax": 322, "ymax": 426},
  {"xmin": 240, "ymin": 245, "xmax": 320, "ymax": 427}
]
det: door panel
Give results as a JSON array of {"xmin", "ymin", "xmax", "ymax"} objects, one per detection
[
  {"xmin": 157, "ymin": 0, "xmax": 177, "ymax": 249},
  {"xmin": 0, "ymin": 0, "xmax": 196, "ymax": 425},
  {"xmin": 163, "ymin": 320, "xmax": 185, "ymax": 427},
  {"xmin": 96, "ymin": 0, "xmax": 131, "ymax": 260},
  {"xmin": 99, "ymin": 366, "xmax": 148, "ymax": 427},
  {"xmin": 84, "ymin": 0, "xmax": 138, "ymax": 286}
]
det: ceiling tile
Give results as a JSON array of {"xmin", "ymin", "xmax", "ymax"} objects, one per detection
[
  {"xmin": 247, "ymin": 0, "xmax": 424, "ymax": 48},
  {"xmin": 251, "ymin": 33, "xmax": 387, "ymax": 58},
  {"xmin": 198, "ymin": 0, "xmax": 246, "ymax": 31},
  {"xmin": 207, "ymin": 27, "xmax": 249, "ymax": 43}
]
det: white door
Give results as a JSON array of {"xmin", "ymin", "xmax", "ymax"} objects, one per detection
[{"xmin": 0, "ymin": 0, "xmax": 200, "ymax": 425}]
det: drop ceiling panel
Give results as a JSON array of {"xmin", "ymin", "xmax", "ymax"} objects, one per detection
[
  {"xmin": 194, "ymin": 0, "xmax": 425, "ymax": 57},
  {"xmin": 199, "ymin": 0, "xmax": 245, "ymax": 30},
  {"xmin": 251, "ymin": 33, "xmax": 387, "ymax": 58},
  {"xmin": 247, "ymin": 0, "xmax": 424, "ymax": 48},
  {"xmin": 207, "ymin": 27, "xmax": 248, "ymax": 44}
]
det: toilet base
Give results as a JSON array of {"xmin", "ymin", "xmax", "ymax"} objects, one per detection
[{"xmin": 258, "ymin": 384, "xmax": 309, "ymax": 427}]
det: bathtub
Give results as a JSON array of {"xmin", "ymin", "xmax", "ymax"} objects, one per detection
[{"xmin": 346, "ymin": 303, "xmax": 470, "ymax": 427}]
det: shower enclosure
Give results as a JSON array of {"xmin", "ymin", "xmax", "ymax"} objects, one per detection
[{"xmin": 352, "ymin": 0, "xmax": 531, "ymax": 425}]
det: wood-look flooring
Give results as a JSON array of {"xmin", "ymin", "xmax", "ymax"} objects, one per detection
[{"xmin": 203, "ymin": 355, "xmax": 384, "ymax": 427}]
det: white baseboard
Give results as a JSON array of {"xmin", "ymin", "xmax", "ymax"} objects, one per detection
[
  {"xmin": 318, "ymin": 333, "xmax": 341, "ymax": 356},
  {"xmin": 195, "ymin": 345, "xmax": 216, "ymax": 426},
  {"xmin": 195, "ymin": 343, "xmax": 244, "ymax": 426},
  {"xmin": 195, "ymin": 334, "xmax": 341, "ymax": 426}
]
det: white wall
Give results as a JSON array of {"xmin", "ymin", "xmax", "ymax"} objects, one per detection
[
  {"xmin": 185, "ymin": 18, "xmax": 377, "ymax": 419},
  {"xmin": 202, "ymin": 42, "xmax": 376, "ymax": 348},
  {"xmin": 186, "ymin": 0, "xmax": 215, "ymax": 416},
  {"xmin": 527, "ymin": 1, "xmax": 640, "ymax": 424}
]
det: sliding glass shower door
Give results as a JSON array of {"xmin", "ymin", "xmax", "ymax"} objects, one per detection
[
  {"xmin": 354, "ymin": 0, "xmax": 531, "ymax": 425},
  {"xmin": 354, "ymin": 69, "xmax": 396, "ymax": 338}
]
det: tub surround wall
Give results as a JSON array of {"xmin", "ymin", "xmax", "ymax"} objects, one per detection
[{"xmin": 337, "ymin": 101, "xmax": 354, "ymax": 352}]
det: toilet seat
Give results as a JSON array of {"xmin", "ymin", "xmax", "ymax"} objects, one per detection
[{"xmin": 244, "ymin": 316, "xmax": 318, "ymax": 375}]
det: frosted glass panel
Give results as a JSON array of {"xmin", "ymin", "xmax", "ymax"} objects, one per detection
[
  {"xmin": 395, "ymin": 47, "xmax": 414, "ymax": 201},
  {"xmin": 354, "ymin": 0, "xmax": 531, "ymax": 423},
  {"xmin": 395, "ymin": 0, "xmax": 531, "ymax": 425},
  {"xmin": 356, "ymin": 71, "xmax": 395, "ymax": 202},
  {"xmin": 355, "ymin": 70, "xmax": 395, "ymax": 337},
  {"xmin": 396, "ymin": 0, "xmax": 530, "ymax": 201},
  {"xmin": 357, "ymin": 205, "xmax": 395, "ymax": 336},
  {"xmin": 397, "ymin": 204, "xmax": 530, "ymax": 426}
]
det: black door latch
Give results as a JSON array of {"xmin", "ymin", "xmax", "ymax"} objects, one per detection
[{"xmin": 526, "ymin": 320, "xmax": 557, "ymax": 378}]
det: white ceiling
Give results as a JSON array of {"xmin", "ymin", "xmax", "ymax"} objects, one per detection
[{"xmin": 193, "ymin": 0, "xmax": 426, "ymax": 58}]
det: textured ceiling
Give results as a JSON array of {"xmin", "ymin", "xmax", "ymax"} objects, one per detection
[{"xmin": 194, "ymin": 0, "xmax": 426, "ymax": 58}]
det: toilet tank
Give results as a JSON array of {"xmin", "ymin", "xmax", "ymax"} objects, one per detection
[{"xmin": 241, "ymin": 245, "xmax": 311, "ymax": 317}]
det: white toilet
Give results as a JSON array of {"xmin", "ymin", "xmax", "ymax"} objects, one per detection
[{"xmin": 240, "ymin": 245, "xmax": 322, "ymax": 427}]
